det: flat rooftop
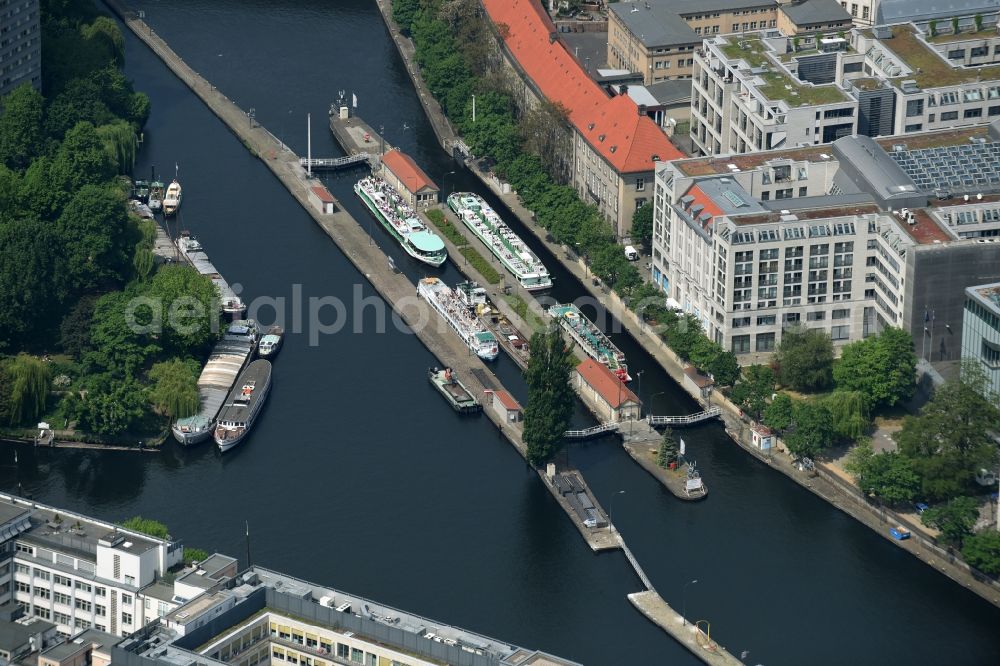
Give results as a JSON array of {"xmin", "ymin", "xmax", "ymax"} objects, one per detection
[
  {"xmin": 674, "ymin": 146, "xmax": 833, "ymax": 176},
  {"xmin": 899, "ymin": 209, "xmax": 955, "ymax": 243},
  {"xmin": 731, "ymin": 203, "xmax": 880, "ymax": 226},
  {"xmin": 718, "ymin": 37, "xmax": 849, "ymax": 106},
  {"xmin": 140, "ymin": 567, "xmax": 583, "ymax": 666},
  {"xmin": 970, "ymin": 282, "xmax": 1000, "ymax": 311},
  {"xmin": 882, "ymin": 24, "xmax": 1000, "ymax": 88},
  {"xmin": 5, "ymin": 497, "xmax": 162, "ymax": 562}
]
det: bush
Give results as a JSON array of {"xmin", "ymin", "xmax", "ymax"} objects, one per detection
[{"xmin": 121, "ymin": 516, "xmax": 169, "ymax": 539}]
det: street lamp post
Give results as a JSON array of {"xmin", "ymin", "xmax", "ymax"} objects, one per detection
[
  {"xmin": 682, "ymin": 579, "xmax": 699, "ymax": 626},
  {"xmin": 441, "ymin": 170, "xmax": 456, "ymax": 197},
  {"xmin": 607, "ymin": 490, "xmax": 625, "ymax": 533}
]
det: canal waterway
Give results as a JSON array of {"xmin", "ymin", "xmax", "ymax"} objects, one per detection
[{"xmin": 4, "ymin": 1, "xmax": 1000, "ymax": 664}]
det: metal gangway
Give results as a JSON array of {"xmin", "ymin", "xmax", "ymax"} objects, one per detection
[
  {"xmin": 299, "ymin": 153, "xmax": 376, "ymax": 171},
  {"xmin": 645, "ymin": 406, "xmax": 722, "ymax": 427},
  {"xmin": 562, "ymin": 422, "xmax": 620, "ymax": 439}
]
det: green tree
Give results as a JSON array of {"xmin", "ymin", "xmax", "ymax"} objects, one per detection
[
  {"xmin": 84, "ymin": 290, "xmax": 161, "ymax": 377},
  {"xmin": 896, "ymin": 363, "xmax": 1000, "ymax": 501},
  {"xmin": 145, "ymin": 265, "xmax": 221, "ymax": 356},
  {"xmin": 0, "ymin": 217, "xmax": 64, "ymax": 349},
  {"xmin": 706, "ymin": 349, "xmax": 739, "ymax": 387},
  {"xmin": 148, "ymin": 359, "xmax": 200, "ymax": 419},
  {"xmin": 785, "ymin": 401, "xmax": 834, "ymax": 459},
  {"xmin": 775, "ymin": 326, "xmax": 833, "ymax": 392},
  {"xmin": 921, "ymin": 496, "xmax": 979, "ymax": 547},
  {"xmin": 523, "ymin": 327, "xmax": 575, "ymax": 465},
  {"xmin": 184, "ymin": 547, "xmax": 210, "ymax": 565},
  {"xmin": 951, "ymin": 16, "xmax": 960, "ymax": 35},
  {"xmin": 665, "ymin": 314, "xmax": 704, "ymax": 360},
  {"xmin": 59, "ymin": 296, "xmax": 97, "ymax": 358},
  {"xmin": 121, "ymin": 516, "xmax": 169, "ymax": 539},
  {"xmin": 8, "ymin": 354, "xmax": 50, "ymax": 425},
  {"xmin": 763, "ymin": 393, "xmax": 794, "ymax": 432},
  {"xmin": 630, "ymin": 203, "xmax": 653, "ymax": 250},
  {"xmin": 833, "ymin": 327, "xmax": 916, "ymax": 408},
  {"xmin": 0, "ymin": 83, "xmax": 45, "ymax": 170},
  {"xmin": 56, "ymin": 183, "xmax": 135, "ymax": 291},
  {"xmin": 657, "ymin": 428, "xmax": 679, "ymax": 467},
  {"xmin": 845, "ymin": 440, "xmax": 920, "ymax": 505},
  {"xmin": 974, "ymin": 14, "xmax": 983, "ymax": 32},
  {"xmin": 729, "ymin": 365, "xmax": 775, "ymax": 421},
  {"xmin": 962, "ymin": 530, "xmax": 1000, "ymax": 575},
  {"xmin": 821, "ymin": 390, "xmax": 870, "ymax": 440},
  {"xmin": 78, "ymin": 376, "xmax": 147, "ymax": 435},
  {"xmin": 49, "ymin": 122, "xmax": 116, "ymax": 195}
]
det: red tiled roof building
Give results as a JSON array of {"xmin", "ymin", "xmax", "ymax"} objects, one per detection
[{"xmin": 481, "ymin": 0, "xmax": 683, "ymax": 238}]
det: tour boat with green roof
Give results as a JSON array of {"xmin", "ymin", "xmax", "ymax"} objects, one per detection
[
  {"xmin": 355, "ymin": 175, "xmax": 446, "ymax": 267},
  {"xmin": 447, "ymin": 192, "xmax": 552, "ymax": 291},
  {"xmin": 548, "ymin": 303, "xmax": 631, "ymax": 382}
]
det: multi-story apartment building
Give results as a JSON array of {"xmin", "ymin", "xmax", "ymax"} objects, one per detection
[
  {"xmin": 115, "ymin": 566, "xmax": 580, "ymax": 666},
  {"xmin": 651, "ymin": 125, "xmax": 1000, "ymax": 364},
  {"xmin": 483, "ymin": 0, "xmax": 683, "ymax": 238},
  {"xmin": 962, "ymin": 282, "xmax": 1000, "ymax": 397},
  {"xmin": 692, "ymin": 19, "xmax": 1000, "ymax": 156},
  {"xmin": 608, "ymin": 0, "xmax": 850, "ymax": 84},
  {"xmin": 0, "ymin": 493, "xmax": 234, "ymax": 640},
  {"xmin": 0, "ymin": 0, "xmax": 40, "ymax": 96},
  {"xmin": 691, "ymin": 33, "xmax": 856, "ymax": 155}
]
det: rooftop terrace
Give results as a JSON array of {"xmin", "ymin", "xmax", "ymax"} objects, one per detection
[
  {"xmin": 883, "ymin": 24, "xmax": 1000, "ymax": 88},
  {"xmin": 719, "ymin": 37, "xmax": 848, "ymax": 105}
]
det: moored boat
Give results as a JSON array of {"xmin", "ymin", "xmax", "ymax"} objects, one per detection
[
  {"xmin": 258, "ymin": 326, "xmax": 284, "ymax": 359},
  {"xmin": 418, "ymin": 277, "xmax": 499, "ymax": 361},
  {"xmin": 447, "ymin": 192, "xmax": 552, "ymax": 291},
  {"xmin": 163, "ymin": 179, "xmax": 182, "ymax": 216},
  {"xmin": 214, "ymin": 359, "xmax": 273, "ymax": 452},
  {"xmin": 178, "ymin": 231, "xmax": 247, "ymax": 317},
  {"xmin": 148, "ymin": 180, "xmax": 165, "ymax": 212},
  {"xmin": 428, "ymin": 366, "xmax": 481, "ymax": 413},
  {"xmin": 548, "ymin": 303, "xmax": 630, "ymax": 382},
  {"xmin": 354, "ymin": 175, "xmax": 447, "ymax": 267},
  {"xmin": 133, "ymin": 179, "xmax": 150, "ymax": 202},
  {"xmin": 171, "ymin": 321, "xmax": 259, "ymax": 446}
]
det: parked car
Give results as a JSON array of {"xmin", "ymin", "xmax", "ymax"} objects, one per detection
[{"xmin": 914, "ymin": 502, "xmax": 929, "ymax": 515}]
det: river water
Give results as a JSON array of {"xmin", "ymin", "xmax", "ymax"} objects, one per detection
[{"xmin": 5, "ymin": 1, "xmax": 999, "ymax": 664}]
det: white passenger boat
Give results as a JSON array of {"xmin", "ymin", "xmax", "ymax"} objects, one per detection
[
  {"xmin": 418, "ymin": 277, "xmax": 498, "ymax": 361},
  {"xmin": 355, "ymin": 176, "xmax": 447, "ymax": 267},
  {"xmin": 447, "ymin": 192, "xmax": 551, "ymax": 291}
]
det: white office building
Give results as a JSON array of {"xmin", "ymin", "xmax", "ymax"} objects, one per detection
[
  {"xmin": 652, "ymin": 124, "xmax": 1000, "ymax": 364},
  {"xmin": 0, "ymin": 494, "xmax": 234, "ymax": 639}
]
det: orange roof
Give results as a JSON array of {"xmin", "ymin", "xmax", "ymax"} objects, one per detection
[
  {"xmin": 382, "ymin": 149, "xmax": 438, "ymax": 193},
  {"xmin": 493, "ymin": 390, "xmax": 522, "ymax": 411},
  {"xmin": 482, "ymin": 0, "xmax": 681, "ymax": 173},
  {"xmin": 575, "ymin": 359, "xmax": 639, "ymax": 408},
  {"xmin": 310, "ymin": 186, "xmax": 335, "ymax": 204},
  {"xmin": 686, "ymin": 185, "xmax": 725, "ymax": 219}
]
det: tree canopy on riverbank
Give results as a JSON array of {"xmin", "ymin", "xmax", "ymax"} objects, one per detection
[{"xmin": 0, "ymin": 0, "xmax": 218, "ymax": 440}]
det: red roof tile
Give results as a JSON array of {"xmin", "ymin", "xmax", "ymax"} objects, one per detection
[
  {"xmin": 493, "ymin": 390, "xmax": 522, "ymax": 411},
  {"xmin": 482, "ymin": 0, "xmax": 681, "ymax": 173},
  {"xmin": 310, "ymin": 186, "xmax": 335, "ymax": 203},
  {"xmin": 685, "ymin": 184, "xmax": 725, "ymax": 224},
  {"xmin": 382, "ymin": 149, "xmax": 438, "ymax": 193},
  {"xmin": 576, "ymin": 359, "xmax": 639, "ymax": 408}
]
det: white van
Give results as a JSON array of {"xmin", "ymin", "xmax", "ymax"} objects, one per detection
[{"xmin": 624, "ymin": 245, "xmax": 639, "ymax": 261}]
